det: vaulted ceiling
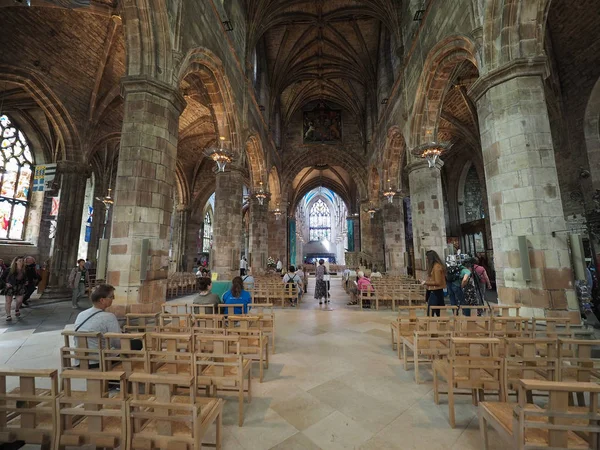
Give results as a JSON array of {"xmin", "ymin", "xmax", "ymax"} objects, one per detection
[{"xmin": 246, "ymin": 0, "xmax": 401, "ymax": 124}]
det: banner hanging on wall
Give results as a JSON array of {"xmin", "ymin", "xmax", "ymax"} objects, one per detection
[{"xmin": 32, "ymin": 164, "xmax": 57, "ymax": 192}]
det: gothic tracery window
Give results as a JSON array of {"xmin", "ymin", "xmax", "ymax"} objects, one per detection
[
  {"xmin": 309, "ymin": 198, "xmax": 331, "ymax": 241},
  {"xmin": 202, "ymin": 211, "xmax": 212, "ymax": 252},
  {"xmin": 0, "ymin": 115, "xmax": 34, "ymax": 240}
]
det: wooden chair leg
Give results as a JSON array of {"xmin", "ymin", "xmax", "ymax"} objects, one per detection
[
  {"xmin": 265, "ymin": 343, "xmax": 269, "ymax": 369},
  {"xmin": 216, "ymin": 408, "xmax": 222, "ymax": 450},
  {"xmin": 247, "ymin": 367, "xmax": 252, "ymax": 402},
  {"xmin": 479, "ymin": 412, "xmax": 489, "ymax": 450},
  {"xmin": 402, "ymin": 342, "xmax": 408, "ymax": 369},
  {"xmin": 433, "ymin": 366, "xmax": 439, "ymax": 404},
  {"xmin": 448, "ymin": 380, "xmax": 456, "ymax": 428},
  {"xmin": 414, "ymin": 350, "xmax": 419, "ymax": 384},
  {"xmin": 259, "ymin": 356, "xmax": 264, "ymax": 383},
  {"xmin": 238, "ymin": 385, "xmax": 244, "ymax": 427}
]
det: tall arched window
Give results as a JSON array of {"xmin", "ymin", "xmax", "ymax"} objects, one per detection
[
  {"xmin": 309, "ymin": 198, "xmax": 331, "ymax": 241},
  {"xmin": 0, "ymin": 115, "xmax": 34, "ymax": 240},
  {"xmin": 202, "ymin": 211, "xmax": 212, "ymax": 252}
]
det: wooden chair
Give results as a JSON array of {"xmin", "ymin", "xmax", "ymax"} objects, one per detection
[
  {"xmin": 55, "ymin": 370, "xmax": 127, "ymax": 450},
  {"xmin": 504, "ymin": 338, "xmax": 559, "ymax": 399},
  {"xmin": 532, "ymin": 317, "xmax": 574, "ymax": 339},
  {"xmin": 558, "ymin": 339, "xmax": 600, "ymax": 404},
  {"xmin": 193, "ymin": 335, "xmax": 252, "ymax": 427},
  {"xmin": 250, "ymin": 303, "xmax": 276, "ymax": 353},
  {"xmin": 375, "ymin": 284, "xmax": 394, "ymax": 310},
  {"xmin": 217, "ymin": 304, "xmax": 249, "ymax": 315},
  {"xmin": 401, "ymin": 322, "xmax": 453, "ymax": 384},
  {"xmin": 128, "ymin": 373, "xmax": 223, "ymax": 450},
  {"xmin": 0, "ymin": 368, "xmax": 58, "ymax": 450},
  {"xmin": 191, "ymin": 313, "xmax": 224, "ymax": 329},
  {"xmin": 390, "ymin": 306, "xmax": 427, "ymax": 359},
  {"xmin": 433, "ymin": 337, "xmax": 504, "ymax": 427},
  {"xmin": 159, "ymin": 313, "xmax": 192, "ymax": 332},
  {"xmin": 102, "ymin": 333, "xmax": 149, "ymax": 376},
  {"xmin": 491, "ymin": 317, "xmax": 531, "ymax": 339},
  {"xmin": 190, "ymin": 304, "xmax": 218, "ymax": 315},
  {"xmin": 479, "ymin": 379, "xmax": 600, "ymax": 449},
  {"xmin": 124, "ymin": 313, "xmax": 160, "ymax": 333},
  {"xmin": 226, "ymin": 327, "xmax": 269, "ymax": 382},
  {"xmin": 60, "ymin": 330, "xmax": 103, "ymax": 370},
  {"xmin": 162, "ymin": 303, "xmax": 189, "ymax": 315},
  {"xmin": 454, "ymin": 316, "xmax": 492, "ymax": 339},
  {"xmin": 358, "ymin": 288, "xmax": 376, "ymax": 309},
  {"xmin": 147, "ymin": 332, "xmax": 194, "ymax": 377}
]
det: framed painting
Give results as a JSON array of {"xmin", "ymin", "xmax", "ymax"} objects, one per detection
[{"xmin": 303, "ymin": 101, "xmax": 342, "ymax": 144}]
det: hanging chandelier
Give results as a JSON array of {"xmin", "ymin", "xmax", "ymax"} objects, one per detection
[
  {"xmin": 365, "ymin": 203, "xmax": 378, "ymax": 219},
  {"xmin": 253, "ymin": 181, "xmax": 268, "ymax": 206},
  {"xmin": 413, "ymin": 140, "xmax": 452, "ymax": 169},
  {"xmin": 272, "ymin": 208, "xmax": 282, "ymax": 220},
  {"xmin": 383, "ymin": 179, "xmax": 396, "ymax": 204},
  {"xmin": 204, "ymin": 136, "xmax": 234, "ymax": 172},
  {"xmin": 96, "ymin": 188, "xmax": 114, "ymax": 208}
]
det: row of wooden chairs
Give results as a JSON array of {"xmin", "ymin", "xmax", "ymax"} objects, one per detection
[
  {"xmin": 0, "ymin": 368, "xmax": 224, "ymax": 450},
  {"xmin": 166, "ymin": 272, "xmax": 198, "ymax": 298},
  {"xmin": 247, "ymin": 283, "xmax": 301, "ymax": 308},
  {"xmin": 60, "ymin": 331, "xmax": 253, "ymax": 427},
  {"xmin": 358, "ymin": 283, "xmax": 427, "ymax": 310}
]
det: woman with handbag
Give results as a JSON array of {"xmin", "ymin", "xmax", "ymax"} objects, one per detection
[{"xmin": 421, "ymin": 250, "xmax": 447, "ymax": 317}]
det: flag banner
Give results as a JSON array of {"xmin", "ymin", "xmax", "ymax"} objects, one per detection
[
  {"xmin": 32, "ymin": 164, "xmax": 57, "ymax": 192},
  {"xmin": 84, "ymin": 225, "xmax": 92, "ymax": 243},
  {"xmin": 87, "ymin": 205, "xmax": 93, "ymax": 224},
  {"xmin": 50, "ymin": 197, "xmax": 60, "ymax": 216}
]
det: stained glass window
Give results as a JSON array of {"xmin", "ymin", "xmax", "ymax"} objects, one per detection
[
  {"xmin": 202, "ymin": 211, "xmax": 212, "ymax": 252},
  {"xmin": 309, "ymin": 199, "xmax": 331, "ymax": 241},
  {"xmin": 0, "ymin": 115, "xmax": 34, "ymax": 240}
]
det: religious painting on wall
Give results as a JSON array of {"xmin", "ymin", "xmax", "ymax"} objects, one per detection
[{"xmin": 303, "ymin": 101, "xmax": 342, "ymax": 144}]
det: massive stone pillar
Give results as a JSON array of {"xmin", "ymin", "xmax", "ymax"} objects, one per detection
[
  {"xmin": 107, "ymin": 77, "xmax": 185, "ymax": 313},
  {"xmin": 49, "ymin": 161, "xmax": 91, "ymax": 287},
  {"xmin": 268, "ymin": 213, "xmax": 287, "ymax": 267},
  {"xmin": 173, "ymin": 204, "xmax": 190, "ymax": 272},
  {"xmin": 408, "ymin": 159, "xmax": 447, "ymax": 279},
  {"xmin": 382, "ymin": 198, "xmax": 407, "ymax": 275},
  {"xmin": 213, "ymin": 169, "xmax": 243, "ymax": 279},
  {"xmin": 472, "ymin": 65, "xmax": 575, "ymax": 312},
  {"xmin": 359, "ymin": 207, "xmax": 373, "ymax": 258},
  {"xmin": 249, "ymin": 197, "xmax": 269, "ymax": 271}
]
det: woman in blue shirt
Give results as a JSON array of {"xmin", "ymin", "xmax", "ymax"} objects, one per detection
[{"xmin": 222, "ymin": 276, "xmax": 252, "ymax": 314}]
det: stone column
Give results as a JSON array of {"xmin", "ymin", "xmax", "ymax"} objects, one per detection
[
  {"xmin": 185, "ymin": 212, "xmax": 203, "ymax": 271},
  {"xmin": 107, "ymin": 77, "xmax": 185, "ymax": 313},
  {"xmin": 268, "ymin": 213, "xmax": 287, "ymax": 267},
  {"xmin": 173, "ymin": 204, "xmax": 190, "ymax": 272},
  {"xmin": 471, "ymin": 64, "xmax": 574, "ymax": 312},
  {"xmin": 249, "ymin": 197, "xmax": 269, "ymax": 270},
  {"xmin": 382, "ymin": 198, "xmax": 407, "ymax": 275},
  {"xmin": 213, "ymin": 169, "xmax": 243, "ymax": 279},
  {"xmin": 49, "ymin": 160, "xmax": 91, "ymax": 287},
  {"xmin": 408, "ymin": 159, "xmax": 447, "ymax": 279}
]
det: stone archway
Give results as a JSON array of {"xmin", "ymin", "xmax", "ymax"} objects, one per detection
[
  {"xmin": 245, "ymin": 134, "xmax": 267, "ymax": 188},
  {"xmin": 382, "ymin": 127, "xmax": 407, "ymax": 191},
  {"xmin": 584, "ymin": 77, "xmax": 600, "ymax": 190}
]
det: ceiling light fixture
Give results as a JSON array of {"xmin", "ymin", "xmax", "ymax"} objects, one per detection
[
  {"xmin": 383, "ymin": 179, "xmax": 396, "ymax": 204},
  {"xmin": 253, "ymin": 181, "xmax": 268, "ymax": 206},
  {"xmin": 204, "ymin": 136, "xmax": 234, "ymax": 172}
]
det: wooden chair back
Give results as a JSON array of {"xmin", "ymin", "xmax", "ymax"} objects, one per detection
[
  {"xmin": 191, "ymin": 313, "xmax": 224, "ymax": 329},
  {"xmin": 490, "ymin": 317, "xmax": 531, "ymax": 338},
  {"xmin": 491, "ymin": 305, "xmax": 521, "ymax": 317},
  {"xmin": 454, "ymin": 316, "xmax": 492, "ymax": 338},
  {"xmin": 504, "ymin": 338, "xmax": 559, "ymax": 396},
  {"xmin": 449, "ymin": 338, "xmax": 504, "ymax": 395},
  {"xmin": 558, "ymin": 338, "xmax": 600, "ymax": 383},
  {"xmin": 428, "ymin": 305, "xmax": 458, "ymax": 316},
  {"xmin": 56, "ymin": 370, "xmax": 127, "ymax": 449},
  {"xmin": 158, "ymin": 313, "xmax": 192, "ymax": 332},
  {"xmin": 102, "ymin": 333, "xmax": 148, "ymax": 375},
  {"xmin": 146, "ymin": 332, "xmax": 194, "ymax": 376},
  {"xmin": 218, "ymin": 303, "xmax": 249, "ymax": 315},
  {"xmin": 190, "ymin": 304, "xmax": 218, "ymax": 315},
  {"xmin": 161, "ymin": 303, "xmax": 189, "ymax": 315},
  {"xmin": 124, "ymin": 313, "xmax": 160, "ymax": 333},
  {"xmin": 0, "ymin": 368, "xmax": 58, "ymax": 449},
  {"xmin": 60, "ymin": 330, "xmax": 103, "ymax": 370}
]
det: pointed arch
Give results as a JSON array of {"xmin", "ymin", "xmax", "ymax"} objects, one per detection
[
  {"xmin": 244, "ymin": 134, "xmax": 267, "ymax": 187},
  {"xmin": 368, "ymin": 166, "xmax": 381, "ymax": 203},
  {"xmin": 177, "ymin": 48, "xmax": 241, "ymax": 154},
  {"xmin": 410, "ymin": 36, "xmax": 479, "ymax": 150},
  {"xmin": 382, "ymin": 127, "xmax": 407, "ymax": 190},
  {"xmin": 268, "ymin": 166, "xmax": 281, "ymax": 207}
]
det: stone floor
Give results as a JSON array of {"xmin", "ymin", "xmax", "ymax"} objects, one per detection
[{"xmin": 0, "ymin": 278, "xmax": 507, "ymax": 449}]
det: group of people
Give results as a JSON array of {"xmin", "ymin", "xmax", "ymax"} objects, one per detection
[
  {"xmin": 422, "ymin": 250, "xmax": 492, "ymax": 316},
  {"xmin": 342, "ymin": 266, "xmax": 382, "ymax": 307},
  {"xmin": 1, "ymin": 255, "xmax": 41, "ymax": 321}
]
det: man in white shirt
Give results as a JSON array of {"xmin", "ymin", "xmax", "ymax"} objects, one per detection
[
  {"xmin": 240, "ymin": 256, "xmax": 247, "ymax": 276},
  {"xmin": 276, "ymin": 258, "xmax": 283, "ymax": 273},
  {"xmin": 242, "ymin": 266, "xmax": 255, "ymax": 290},
  {"xmin": 282, "ymin": 265, "xmax": 302, "ymax": 306},
  {"xmin": 73, "ymin": 284, "xmax": 121, "ymax": 368}
]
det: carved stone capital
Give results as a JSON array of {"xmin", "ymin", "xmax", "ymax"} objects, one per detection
[
  {"xmin": 406, "ymin": 158, "xmax": 444, "ymax": 174},
  {"xmin": 469, "ymin": 56, "xmax": 549, "ymax": 102},
  {"xmin": 121, "ymin": 76, "xmax": 187, "ymax": 114}
]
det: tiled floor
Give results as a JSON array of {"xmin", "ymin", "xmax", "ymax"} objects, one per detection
[{"xmin": 0, "ymin": 279, "xmax": 506, "ymax": 449}]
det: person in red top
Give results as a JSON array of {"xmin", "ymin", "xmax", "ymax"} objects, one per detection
[
  {"xmin": 357, "ymin": 271, "xmax": 374, "ymax": 308},
  {"xmin": 473, "ymin": 256, "xmax": 492, "ymax": 298}
]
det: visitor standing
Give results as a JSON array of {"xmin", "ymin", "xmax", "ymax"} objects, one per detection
[
  {"xmin": 240, "ymin": 256, "xmax": 247, "ymax": 276},
  {"xmin": 422, "ymin": 250, "xmax": 447, "ymax": 317},
  {"xmin": 242, "ymin": 267, "xmax": 255, "ymax": 289},
  {"xmin": 276, "ymin": 258, "xmax": 283, "ymax": 273},
  {"xmin": 22, "ymin": 256, "xmax": 40, "ymax": 307},
  {"xmin": 446, "ymin": 261, "xmax": 470, "ymax": 313},
  {"xmin": 69, "ymin": 259, "xmax": 91, "ymax": 309},
  {"xmin": 84, "ymin": 259, "xmax": 92, "ymax": 270},
  {"xmin": 296, "ymin": 265, "xmax": 307, "ymax": 293},
  {"xmin": 223, "ymin": 276, "xmax": 252, "ymax": 314},
  {"xmin": 314, "ymin": 259, "xmax": 328, "ymax": 305},
  {"xmin": 193, "ymin": 277, "xmax": 222, "ymax": 314},
  {"xmin": 283, "ymin": 265, "xmax": 302, "ymax": 306},
  {"xmin": 4, "ymin": 256, "xmax": 27, "ymax": 321},
  {"xmin": 472, "ymin": 257, "xmax": 492, "ymax": 299}
]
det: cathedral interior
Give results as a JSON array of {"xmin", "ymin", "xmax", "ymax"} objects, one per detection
[{"xmin": 0, "ymin": 0, "xmax": 599, "ymax": 448}]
